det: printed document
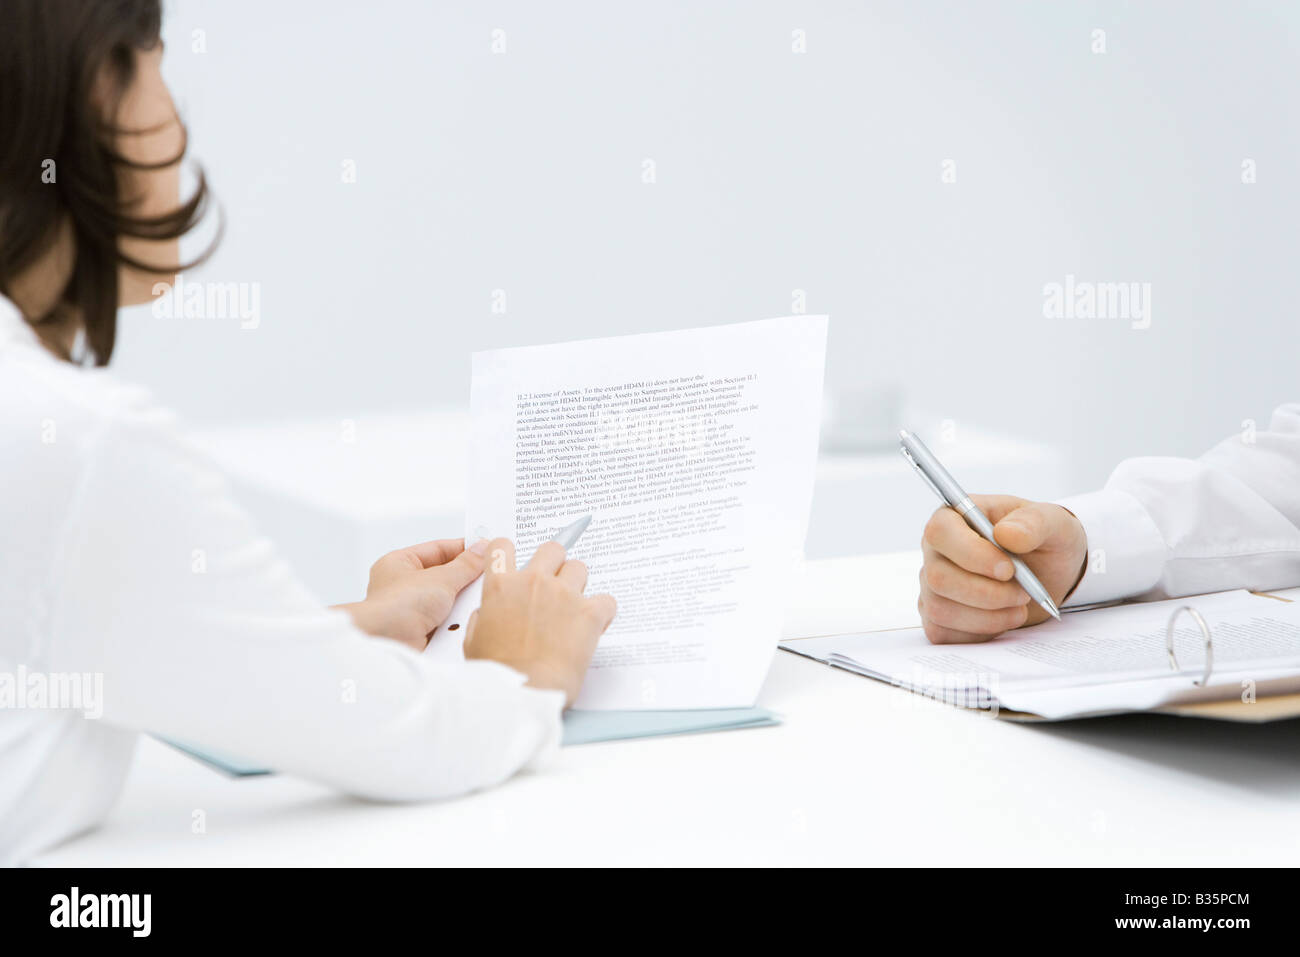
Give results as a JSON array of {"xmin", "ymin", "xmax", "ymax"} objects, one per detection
[{"xmin": 462, "ymin": 317, "xmax": 827, "ymax": 710}]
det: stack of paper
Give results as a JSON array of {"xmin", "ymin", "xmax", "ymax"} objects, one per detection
[{"xmin": 783, "ymin": 590, "xmax": 1300, "ymax": 720}]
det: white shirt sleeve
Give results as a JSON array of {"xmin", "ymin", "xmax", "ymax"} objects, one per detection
[
  {"xmin": 1058, "ymin": 403, "xmax": 1300, "ymax": 606},
  {"xmin": 44, "ymin": 396, "xmax": 565, "ymax": 802}
]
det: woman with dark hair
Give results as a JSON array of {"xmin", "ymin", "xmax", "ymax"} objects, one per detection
[{"xmin": 0, "ymin": 0, "xmax": 615, "ymax": 864}]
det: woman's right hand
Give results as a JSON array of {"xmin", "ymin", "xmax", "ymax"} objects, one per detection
[{"xmin": 464, "ymin": 538, "xmax": 617, "ymax": 707}]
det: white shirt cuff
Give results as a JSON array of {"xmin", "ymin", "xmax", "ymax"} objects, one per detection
[{"xmin": 1055, "ymin": 488, "xmax": 1168, "ymax": 606}]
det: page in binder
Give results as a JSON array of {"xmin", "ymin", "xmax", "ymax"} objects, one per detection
[
  {"xmin": 460, "ymin": 316, "xmax": 828, "ymax": 710},
  {"xmin": 788, "ymin": 590, "xmax": 1300, "ymax": 718}
]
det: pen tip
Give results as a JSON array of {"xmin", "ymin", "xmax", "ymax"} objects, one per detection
[{"xmin": 552, "ymin": 514, "xmax": 593, "ymax": 549}]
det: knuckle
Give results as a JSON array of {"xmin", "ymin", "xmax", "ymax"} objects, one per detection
[
  {"xmin": 923, "ymin": 563, "xmax": 946, "ymax": 593},
  {"xmin": 973, "ymin": 579, "xmax": 1003, "ymax": 608},
  {"xmin": 586, "ymin": 595, "xmax": 615, "ymax": 624},
  {"xmin": 922, "ymin": 620, "xmax": 950, "ymax": 645},
  {"xmin": 925, "ymin": 598, "xmax": 955, "ymax": 628}
]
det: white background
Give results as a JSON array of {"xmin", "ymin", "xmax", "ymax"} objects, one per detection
[{"xmin": 115, "ymin": 0, "xmax": 1300, "ymax": 492}]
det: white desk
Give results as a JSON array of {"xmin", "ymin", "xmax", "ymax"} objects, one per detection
[{"xmin": 34, "ymin": 552, "xmax": 1300, "ymax": 867}]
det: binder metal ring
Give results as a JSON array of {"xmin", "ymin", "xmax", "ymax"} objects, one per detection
[{"xmin": 1165, "ymin": 605, "xmax": 1214, "ymax": 687}]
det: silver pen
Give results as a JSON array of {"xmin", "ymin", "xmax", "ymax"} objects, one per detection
[
  {"xmin": 899, "ymin": 430, "xmax": 1060, "ymax": 621},
  {"xmin": 548, "ymin": 514, "xmax": 592, "ymax": 551}
]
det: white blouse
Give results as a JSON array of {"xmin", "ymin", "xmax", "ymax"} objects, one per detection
[
  {"xmin": 1060, "ymin": 405, "xmax": 1300, "ymax": 606},
  {"xmin": 0, "ymin": 294, "xmax": 563, "ymax": 866}
]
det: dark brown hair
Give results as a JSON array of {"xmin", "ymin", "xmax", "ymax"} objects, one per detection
[{"xmin": 0, "ymin": 0, "xmax": 214, "ymax": 363}]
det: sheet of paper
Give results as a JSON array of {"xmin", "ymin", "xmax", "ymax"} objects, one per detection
[
  {"xmin": 784, "ymin": 590, "xmax": 1300, "ymax": 718},
  {"xmin": 461, "ymin": 316, "xmax": 827, "ymax": 710}
]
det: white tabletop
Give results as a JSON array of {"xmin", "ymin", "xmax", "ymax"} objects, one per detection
[{"xmin": 34, "ymin": 552, "xmax": 1300, "ymax": 867}]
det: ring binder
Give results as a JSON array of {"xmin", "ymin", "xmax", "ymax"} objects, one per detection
[{"xmin": 1165, "ymin": 605, "xmax": 1214, "ymax": 686}]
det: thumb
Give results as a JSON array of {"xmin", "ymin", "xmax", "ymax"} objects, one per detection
[
  {"xmin": 427, "ymin": 541, "xmax": 488, "ymax": 592},
  {"xmin": 992, "ymin": 502, "xmax": 1068, "ymax": 554}
]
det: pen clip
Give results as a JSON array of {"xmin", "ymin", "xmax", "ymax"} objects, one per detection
[{"xmin": 900, "ymin": 445, "xmax": 950, "ymax": 506}]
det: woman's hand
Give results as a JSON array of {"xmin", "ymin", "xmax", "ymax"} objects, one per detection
[
  {"xmin": 918, "ymin": 495, "xmax": 1088, "ymax": 644},
  {"xmin": 337, "ymin": 539, "xmax": 489, "ymax": 652},
  {"xmin": 464, "ymin": 538, "xmax": 617, "ymax": 707}
]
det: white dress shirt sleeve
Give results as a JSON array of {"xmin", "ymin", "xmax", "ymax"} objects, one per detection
[
  {"xmin": 45, "ymin": 394, "xmax": 565, "ymax": 802},
  {"xmin": 1058, "ymin": 403, "xmax": 1300, "ymax": 606}
]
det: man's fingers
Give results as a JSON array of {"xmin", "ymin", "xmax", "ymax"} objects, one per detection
[
  {"xmin": 920, "ymin": 616, "xmax": 994, "ymax": 646},
  {"xmin": 920, "ymin": 554, "xmax": 1030, "ymax": 610},
  {"xmin": 556, "ymin": 559, "xmax": 588, "ymax": 593},
  {"xmin": 922, "ymin": 508, "xmax": 1015, "ymax": 581},
  {"xmin": 920, "ymin": 590, "xmax": 1028, "ymax": 639},
  {"xmin": 993, "ymin": 502, "xmax": 1066, "ymax": 554},
  {"xmin": 527, "ymin": 540, "xmax": 567, "ymax": 576},
  {"xmin": 482, "ymin": 538, "xmax": 517, "ymax": 576},
  {"xmin": 972, "ymin": 494, "xmax": 1032, "ymax": 525}
]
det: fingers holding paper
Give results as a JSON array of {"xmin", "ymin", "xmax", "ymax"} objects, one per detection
[{"xmin": 336, "ymin": 537, "xmax": 493, "ymax": 652}]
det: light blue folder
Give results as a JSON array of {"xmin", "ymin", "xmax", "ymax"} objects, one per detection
[
  {"xmin": 562, "ymin": 707, "xmax": 780, "ymax": 746},
  {"xmin": 165, "ymin": 707, "xmax": 780, "ymax": 777},
  {"xmin": 166, "ymin": 739, "xmax": 272, "ymax": 777}
]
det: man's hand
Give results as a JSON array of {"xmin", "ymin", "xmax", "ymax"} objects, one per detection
[
  {"xmin": 918, "ymin": 495, "xmax": 1088, "ymax": 644},
  {"xmin": 464, "ymin": 538, "xmax": 617, "ymax": 707},
  {"xmin": 338, "ymin": 538, "xmax": 488, "ymax": 652}
]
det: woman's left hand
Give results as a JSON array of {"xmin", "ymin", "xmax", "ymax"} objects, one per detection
[{"xmin": 337, "ymin": 539, "xmax": 488, "ymax": 652}]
